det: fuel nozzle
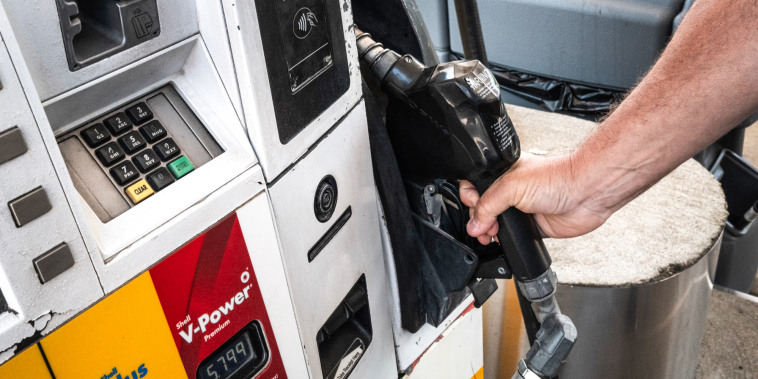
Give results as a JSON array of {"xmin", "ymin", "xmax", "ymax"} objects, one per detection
[{"xmin": 356, "ymin": 26, "xmax": 576, "ymax": 378}]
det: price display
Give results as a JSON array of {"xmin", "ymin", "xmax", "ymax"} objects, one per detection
[{"xmin": 198, "ymin": 333, "xmax": 256, "ymax": 379}]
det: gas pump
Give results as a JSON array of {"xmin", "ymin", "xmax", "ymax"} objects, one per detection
[
  {"xmin": 0, "ymin": 1, "xmax": 504, "ymax": 378},
  {"xmin": 0, "ymin": 0, "xmax": 398, "ymax": 378}
]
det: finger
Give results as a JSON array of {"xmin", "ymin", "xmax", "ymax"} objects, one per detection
[
  {"xmin": 467, "ymin": 179, "xmax": 514, "ymax": 237},
  {"xmin": 477, "ymin": 235, "xmax": 492, "ymax": 245},
  {"xmin": 486, "ymin": 223, "xmax": 499, "ymax": 237},
  {"xmin": 459, "ymin": 180, "xmax": 480, "ymax": 208}
]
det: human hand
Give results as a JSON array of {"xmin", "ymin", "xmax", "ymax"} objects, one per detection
[{"xmin": 459, "ymin": 153, "xmax": 612, "ymax": 243}]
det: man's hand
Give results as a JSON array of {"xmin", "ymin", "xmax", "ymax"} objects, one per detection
[{"xmin": 460, "ymin": 153, "xmax": 611, "ymax": 243}]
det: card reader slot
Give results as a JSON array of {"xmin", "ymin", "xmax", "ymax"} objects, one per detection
[{"xmin": 317, "ymin": 275, "xmax": 372, "ymax": 379}]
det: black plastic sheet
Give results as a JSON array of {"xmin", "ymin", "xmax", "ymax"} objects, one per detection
[{"xmin": 451, "ymin": 52, "xmax": 623, "ymax": 117}]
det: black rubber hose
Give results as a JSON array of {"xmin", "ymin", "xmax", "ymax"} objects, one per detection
[{"xmin": 453, "ymin": 0, "xmax": 489, "ymax": 66}]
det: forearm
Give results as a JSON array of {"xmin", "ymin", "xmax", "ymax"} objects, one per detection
[{"xmin": 573, "ymin": 0, "xmax": 758, "ymax": 214}]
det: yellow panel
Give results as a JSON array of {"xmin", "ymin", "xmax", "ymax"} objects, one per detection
[
  {"xmin": 125, "ymin": 179, "xmax": 154, "ymax": 204},
  {"xmin": 40, "ymin": 273, "xmax": 187, "ymax": 379},
  {"xmin": 471, "ymin": 367, "xmax": 484, "ymax": 379},
  {"xmin": 0, "ymin": 345, "xmax": 52, "ymax": 379}
]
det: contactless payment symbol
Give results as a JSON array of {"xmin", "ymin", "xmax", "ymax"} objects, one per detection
[{"xmin": 293, "ymin": 7, "xmax": 318, "ymax": 39}]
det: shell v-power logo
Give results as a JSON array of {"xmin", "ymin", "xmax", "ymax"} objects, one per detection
[{"xmin": 177, "ymin": 271, "xmax": 254, "ymax": 344}]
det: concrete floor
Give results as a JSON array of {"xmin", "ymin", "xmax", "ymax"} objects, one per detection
[
  {"xmin": 694, "ymin": 126, "xmax": 758, "ymax": 379},
  {"xmin": 696, "ymin": 288, "xmax": 758, "ymax": 378}
]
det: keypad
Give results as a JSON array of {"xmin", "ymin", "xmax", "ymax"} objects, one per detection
[
  {"xmin": 80, "ymin": 124, "xmax": 110, "ymax": 148},
  {"xmin": 126, "ymin": 102, "xmax": 153, "ymax": 125},
  {"xmin": 118, "ymin": 130, "xmax": 147, "ymax": 154},
  {"xmin": 95, "ymin": 142, "xmax": 125, "ymax": 166},
  {"xmin": 147, "ymin": 167, "xmax": 175, "ymax": 192},
  {"xmin": 67, "ymin": 101, "xmax": 196, "ymax": 205},
  {"xmin": 104, "ymin": 112, "xmax": 133, "ymax": 136},
  {"xmin": 139, "ymin": 120, "xmax": 167, "ymax": 143},
  {"xmin": 154, "ymin": 138, "xmax": 180, "ymax": 161},
  {"xmin": 132, "ymin": 149, "xmax": 160, "ymax": 173}
]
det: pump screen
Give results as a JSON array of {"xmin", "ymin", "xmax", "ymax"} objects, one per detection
[
  {"xmin": 274, "ymin": 0, "xmax": 334, "ymax": 92},
  {"xmin": 198, "ymin": 332, "xmax": 256, "ymax": 379}
]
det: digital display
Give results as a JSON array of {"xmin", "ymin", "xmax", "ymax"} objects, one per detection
[
  {"xmin": 274, "ymin": 0, "xmax": 334, "ymax": 92},
  {"xmin": 198, "ymin": 333, "xmax": 256, "ymax": 379}
]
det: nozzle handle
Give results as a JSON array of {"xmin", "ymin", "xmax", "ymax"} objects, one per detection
[{"xmin": 496, "ymin": 208, "xmax": 552, "ymax": 282}]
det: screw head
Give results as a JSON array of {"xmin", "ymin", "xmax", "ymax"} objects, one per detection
[{"xmin": 498, "ymin": 267, "xmax": 506, "ymax": 275}]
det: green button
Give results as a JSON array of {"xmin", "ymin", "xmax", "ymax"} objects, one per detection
[{"xmin": 167, "ymin": 156, "xmax": 194, "ymax": 179}]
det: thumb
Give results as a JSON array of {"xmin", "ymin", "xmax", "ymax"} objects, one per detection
[{"xmin": 466, "ymin": 175, "xmax": 516, "ymax": 237}]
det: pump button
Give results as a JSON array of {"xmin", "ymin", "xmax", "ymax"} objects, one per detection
[
  {"xmin": 80, "ymin": 124, "xmax": 111, "ymax": 148},
  {"xmin": 168, "ymin": 156, "xmax": 194, "ymax": 179},
  {"xmin": 147, "ymin": 168, "xmax": 175, "ymax": 192},
  {"xmin": 139, "ymin": 120, "xmax": 167, "ymax": 143},
  {"xmin": 118, "ymin": 131, "xmax": 147, "ymax": 154},
  {"xmin": 125, "ymin": 179, "xmax": 154, "ymax": 204},
  {"xmin": 0, "ymin": 127, "xmax": 28, "ymax": 165},
  {"xmin": 125, "ymin": 102, "xmax": 153, "ymax": 125},
  {"xmin": 314, "ymin": 175, "xmax": 338, "ymax": 223},
  {"xmin": 110, "ymin": 161, "xmax": 139, "ymax": 186},
  {"xmin": 8, "ymin": 187, "xmax": 52, "ymax": 227},
  {"xmin": 154, "ymin": 138, "xmax": 180, "ymax": 161},
  {"xmin": 132, "ymin": 149, "xmax": 160, "ymax": 173},
  {"xmin": 95, "ymin": 142, "xmax": 125, "ymax": 166},
  {"xmin": 104, "ymin": 112, "xmax": 133, "ymax": 136},
  {"xmin": 33, "ymin": 243, "xmax": 75, "ymax": 283}
]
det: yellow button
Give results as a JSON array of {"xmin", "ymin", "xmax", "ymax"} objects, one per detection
[{"xmin": 125, "ymin": 179, "xmax": 154, "ymax": 204}]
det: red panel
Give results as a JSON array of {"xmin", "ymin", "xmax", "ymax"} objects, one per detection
[{"xmin": 150, "ymin": 215, "xmax": 287, "ymax": 378}]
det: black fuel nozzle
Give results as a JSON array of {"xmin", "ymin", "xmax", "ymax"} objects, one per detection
[
  {"xmin": 355, "ymin": 27, "xmax": 549, "ymax": 282},
  {"xmin": 356, "ymin": 25, "xmax": 575, "ymax": 379}
]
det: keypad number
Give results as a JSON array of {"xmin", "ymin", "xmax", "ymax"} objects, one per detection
[
  {"xmin": 154, "ymin": 138, "xmax": 180, "ymax": 161},
  {"xmin": 110, "ymin": 161, "xmax": 139, "ymax": 186},
  {"xmin": 147, "ymin": 167, "xmax": 175, "ymax": 192},
  {"xmin": 126, "ymin": 102, "xmax": 153, "ymax": 125},
  {"xmin": 104, "ymin": 112, "xmax": 133, "ymax": 136},
  {"xmin": 81, "ymin": 124, "xmax": 111, "ymax": 148},
  {"xmin": 95, "ymin": 142, "xmax": 125, "ymax": 166},
  {"xmin": 132, "ymin": 150, "xmax": 160, "ymax": 173},
  {"xmin": 139, "ymin": 120, "xmax": 167, "ymax": 143},
  {"xmin": 118, "ymin": 131, "xmax": 147, "ymax": 154}
]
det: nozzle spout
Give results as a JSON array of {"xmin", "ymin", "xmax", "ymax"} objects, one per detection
[{"xmin": 354, "ymin": 26, "xmax": 401, "ymax": 82}]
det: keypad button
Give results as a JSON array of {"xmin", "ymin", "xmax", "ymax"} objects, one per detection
[
  {"xmin": 147, "ymin": 167, "xmax": 175, "ymax": 192},
  {"xmin": 153, "ymin": 138, "xmax": 180, "ymax": 161},
  {"xmin": 132, "ymin": 149, "xmax": 160, "ymax": 173},
  {"xmin": 95, "ymin": 142, "xmax": 125, "ymax": 166},
  {"xmin": 125, "ymin": 179, "xmax": 154, "ymax": 204},
  {"xmin": 109, "ymin": 161, "xmax": 139, "ymax": 185},
  {"xmin": 80, "ymin": 124, "xmax": 110, "ymax": 148},
  {"xmin": 168, "ymin": 155, "xmax": 194, "ymax": 179},
  {"xmin": 118, "ymin": 131, "xmax": 147, "ymax": 154},
  {"xmin": 139, "ymin": 120, "xmax": 167, "ymax": 143},
  {"xmin": 125, "ymin": 102, "xmax": 153, "ymax": 125},
  {"xmin": 104, "ymin": 112, "xmax": 133, "ymax": 136}
]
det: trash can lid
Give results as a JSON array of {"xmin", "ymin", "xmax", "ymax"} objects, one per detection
[{"xmin": 507, "ymin": 105, "xmax": 728, "ymax": 286}]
